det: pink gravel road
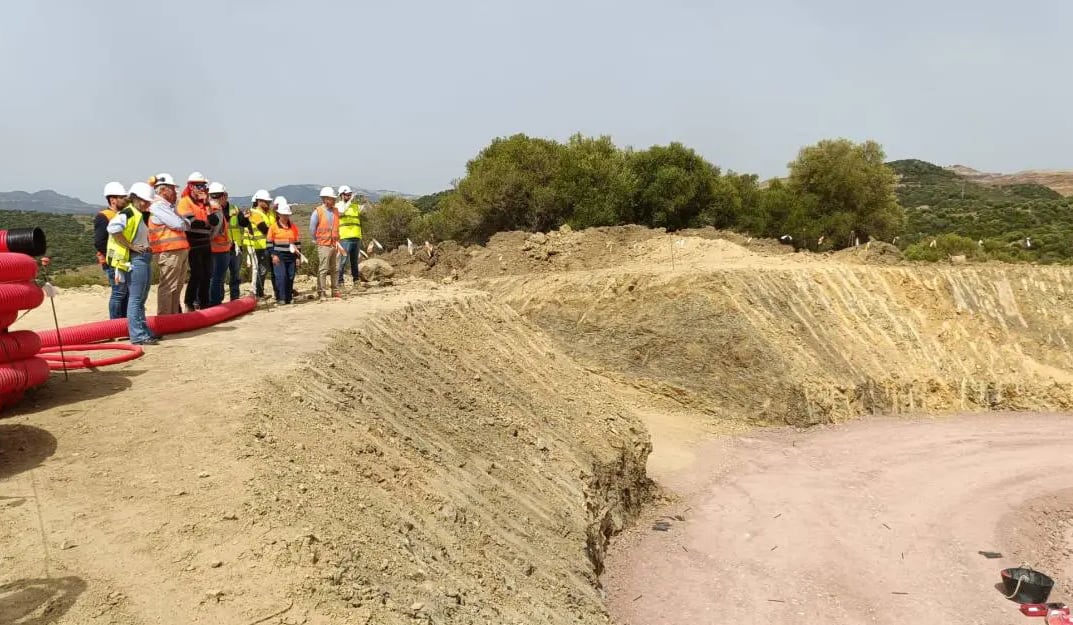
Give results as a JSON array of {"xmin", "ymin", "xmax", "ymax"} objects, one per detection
[{"xmin": 604, "ymin": 414, "xmax": 1073, "ymax": 625}]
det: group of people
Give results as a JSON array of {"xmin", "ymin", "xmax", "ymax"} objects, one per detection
[{"xmin": 92, "ymin": 173, "xmax": 367, "ymax": 345}]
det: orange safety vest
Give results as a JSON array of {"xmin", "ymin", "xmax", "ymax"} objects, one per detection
[
  {"xmin": 149, "ymin": 219, "xmax": 191, "ymax": 253},
  {"xmin": 95, "ymin": 208, "xmax": 117, "ymax": 264},
  {"xmin": 313, "ymin": 206, "xmax": 340, "ymax": 246},
  {"xmin": 209, "ymin": 205, "xmax": 231, "ymax": 253},
  {"xmin": 177, "ymin": 196, "xmax": 208, "ymax": 222},
  {"xmin": 267, "ymin": 221, "xmax": 301, "ymax": 252}
]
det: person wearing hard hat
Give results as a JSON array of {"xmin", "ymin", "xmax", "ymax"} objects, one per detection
[
  {"xmin": 96, "ymin": 182, "xmax": 130, "ymax": 319},
  {"xmin": 247, "ymin": 190, "xmax": 275, "ymax": 299},
  {"xmin": 147, "ymin": 173, "xmax": 190, "ymax": 315},
  {"xmin": 336, "ymin": 186, "xmax": 364, "ymax": 288},
  {"xmin": 206, "ymin": 182, "xmax": 250, "ymax": 305},
  {"xmin": 106, "ymin": 182, "xmax": 160, "ymax": 345},
  {"xmin": 267, "ymin": 197, "xmax": 301, "ymax": 304},
  {"xmin": 310, "ymin": 186, "xmax": 341, "ymax": 298},
  {"xmin": 177, "ymin": 172, "xmax": 213, "ymax": 311}
]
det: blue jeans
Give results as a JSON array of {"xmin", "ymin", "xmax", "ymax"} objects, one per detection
[
  {"xmin": 104, "ymin": 264, "xmax": 128, "ymax": 320},
  {"xmin": 122, "ymin": 252, "xmax": 153, "ymax": 343},
  {"xmin": 227, "ymin": 248, "xmax": 242, "ymax": 300},
  {"xmin": 337, "ymin": 238, "xmax": 362, "ymax": 283},
  {"xmin": 272, "ymin": 253, "xmax": 296, "ymax": 304},
  {"xmin": 209, "ymin": 251, "xmax": 231, "ymax": 307}
]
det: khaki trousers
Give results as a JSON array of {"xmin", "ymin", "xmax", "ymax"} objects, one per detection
[
  {"xmin": 157, "ymin": 248, "xmax": 189, "ymax": 315},
  {"xmin": 317, "ymin": 245, "xmax": 339, "ymax": 295}
]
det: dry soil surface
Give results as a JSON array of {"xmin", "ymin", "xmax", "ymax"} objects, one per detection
[{"xmin": 604, "ymin": 413, "xmax": 1073, "ymax": 625}]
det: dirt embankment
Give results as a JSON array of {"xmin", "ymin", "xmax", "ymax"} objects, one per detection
[
  {"xmin": 243, "ymin": 296, "xmax": 651, "ymax": 624},
  {"xmin": 490, "ymin": 247, "xmax": 1073, "ymax": 426}
]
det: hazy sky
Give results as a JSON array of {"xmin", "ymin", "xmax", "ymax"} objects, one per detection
[{"xmin": 3, "ymin": 0, "xmax": 1072, "ymax": 203}]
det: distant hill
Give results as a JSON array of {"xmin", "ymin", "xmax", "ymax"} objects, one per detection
[
  {"xmin": 945, "ymin": 164, "xmax": 1073, "ymax": 196},
  {"xmin": 888, "ymin": 158, "xmax": 1073, "ymax": 263},
  {"xmin": 229, "ymin": 185, "xmax": 416, "ymax": 207},
  {"xmin": 0, "ymin": 190, "xmax": 97, "ymax": 214}
]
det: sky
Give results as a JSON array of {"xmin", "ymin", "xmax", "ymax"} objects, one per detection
[{"xmin": 3, "ymin": 0, "xmax": 1073, "ymax": 203}]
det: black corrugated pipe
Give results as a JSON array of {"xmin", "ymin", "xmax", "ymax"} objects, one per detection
[{"xmin": 0, "ymin": 228, "xmax": 47, "ymax": 256}]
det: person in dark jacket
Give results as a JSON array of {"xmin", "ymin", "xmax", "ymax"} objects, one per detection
[
  {"xmin": 96, "ymin": 182, "xmax": 130, "ymax": 319},
  {"xmin": 177, "ymin": 172, "xmax": 213, "ymax": 311}
]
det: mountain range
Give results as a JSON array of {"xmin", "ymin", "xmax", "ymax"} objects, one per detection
[
  {"xmin": 0, "ymin": 185, "xmax": 416, "ymax": 216},
  {"xmin": 945, "ymin": 165, "xmax": 1073, "ymax": 196}
]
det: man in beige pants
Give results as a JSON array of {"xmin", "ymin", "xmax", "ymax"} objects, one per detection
[
  {"xmin": 146, "ymin": 173, "xmax": 190, "ymax": 314},
  {"xmin": 310, "ymin": 186, "xmax": 341, "ymax": 298}
]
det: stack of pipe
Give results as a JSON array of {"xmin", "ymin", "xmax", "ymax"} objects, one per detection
[{"xmin": 0, "ymin": 228, "xmax": 50, "ymax": 409}]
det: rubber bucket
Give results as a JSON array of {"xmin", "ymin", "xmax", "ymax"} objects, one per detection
[{"xmin": 1001, "ymin": 568, "xmax": 1054, "ymax": 604}]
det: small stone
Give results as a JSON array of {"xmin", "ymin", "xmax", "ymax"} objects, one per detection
[
  {"xmin": 298, "ymin": 484, "xmax": 308, "ymax": 493},
  {"xmin": 473, "ymin": 374, "xmax": 481, "ymax": 381},
  {"xmin": 174, "ymin": 490, "xmax": 187, "ymax": 497},
  {"xmin": 60, "ymin": 539, "xmax": 76, "ymax": 550},
  {"xmin": 535, "ymin": 438, "xmax": 549, "ymax": 451},
  {"xmin": 410, "ymin": 602, "xmax": 425, "ymax": 612},
  {"xmin": 222, "ymin": 512, "xmax": 239, "ymax": 521},
  {"xmin": 210, "ymin": 560, "xmax": 223, "ymax": 568},
  {"xmin": 198, "ymin": 471, "xmax": 210, "ymax": 478}
]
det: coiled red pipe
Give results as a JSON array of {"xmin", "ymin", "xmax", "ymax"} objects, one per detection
[
  {"xmin": 0, "ymin": 252, "xmax": 39, "ymax": 282},
  {"xmin": 0, "ymin": 331, "xmax": 43, "ymax": 363},
  {"xmin": 38, "ymin": 345, "xmax": 144, "ymax": 371},
  {"xmin": 0, "ymin": 312, "xmax": 17, "ymax": 330},
  {"xmin": 36, "ymin": 296, "xmax": 257, "ymax": 347},
  {"xmin": 0, "ymin": 357, "xmax": 50, "ymax": 395},
  {"xmin": 0, "ymin": 282, "xmax": 45, "ymax": 314}
]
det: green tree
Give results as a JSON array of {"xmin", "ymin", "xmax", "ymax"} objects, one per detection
[
  {"xmin": 451, "ymin": 134, "xmax": 568, "ymax": 241},
  {"xmin": 363, "ymin": 196, "xmax": 422, "ymax": 249},
  {"xmin": 627, "ymin": 142, "xmax": 721, "ymax": 230},
  {"xmin": 787, "ymin": 139, "xmax": 905, "ymax": 247},
  {"xmin": 558, "ymin": 134, "xmax": 635, "ymax": 229}
]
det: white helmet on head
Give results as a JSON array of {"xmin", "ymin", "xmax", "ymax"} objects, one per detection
[
  {"xmin": 187, "ymin": 172, "xmax": 207, "ymax": 183},
  {"xmin": 103, "ymin": 182, "xmax": 127, "ymax": 198},
  {"xmin": 252, "ymin": 189, "xmax": 272, "ymax": 202},
  {"xmin": 151, "ymin": 173, "xmax": 177, "ymax": 188},
  {"xmin": 129, "ymin": 182, "xmax": 155, "ymax": 202},
  {"xmin": 273, "ymin": 196, "xmax": 292, "ymax": 214},
  {"xmin": 207, "ymin": 182, "xmax": 227, "ymax": 195},
  {"xmin": 337, "ymin": 185, "xmax": 353, "ymax": 196},
  {"xmin": 319, "ymin": 186, "xmax": 337, "ymax": 199}
]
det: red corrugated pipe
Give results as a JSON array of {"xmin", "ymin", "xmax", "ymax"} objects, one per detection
[
  {"xmin": 0, "ymin": 331, "xmax": 43, "ymax": 363},
  {"xmin": 0, "ymin": 281, "xmax": 45, "ymax": 314},
  {"xmin": 36, "ymin": 296, "xmax": 257, "ymax": 347},
  {"xmin": 0, "ymin": 252, "xmax": 40, "ymax": 282},
  {"xmin": 38, "ymin": 345, "xmax": 144, "ymax": 371},
  {"xmin": 0, "ymin": 357, "xmax": 50, "ymax": 395}
]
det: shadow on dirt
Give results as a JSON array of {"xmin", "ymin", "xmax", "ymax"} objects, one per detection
[
  {"xmin": 0, "ymin": 424, "xmax": 56, "ymax": 480},
  {"xmin": 0, "ymin": 369, "xmax": 146, "ymax": 418},
  {"xmin": 0, "ymin": 576, "xmax": 86, "ymax": 625}
]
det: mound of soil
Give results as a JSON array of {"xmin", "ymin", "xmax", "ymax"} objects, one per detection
[{"xmin": 832, "ymin": 240, "xmax": 905, "ymax": 265}]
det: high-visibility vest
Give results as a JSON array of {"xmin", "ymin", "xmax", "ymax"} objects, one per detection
[
  {"xmin": 339, "ymin": 201, "xmax": 362, "ymax": 240},
  {"xmin": 228, "ymin": 207, "xmax": 245, "ymax": 248},
  {"xmin": 267, "ymin": 221, "xmax": 301, "ymax": 253},
  {"xmin": 248, "ymin": 208, "xmax": 269, "ymax": 250},
  {"xmin": 148, "ymin": 205, "xmax": 190, "ymax": 254},
  {"xmin": 96, "ymin": 208, "xmax": 117, "ymax": 264},
  {"xmin": 209, "ymin": 205, "xmax": 231, "ymax": 253},
  {"xmin": 105, "ymin": 207, "xmax": 145, "ymax": 272},
  {"xmin": 314, "ymin": 205, "xmax": 340, "ymax": 246}
]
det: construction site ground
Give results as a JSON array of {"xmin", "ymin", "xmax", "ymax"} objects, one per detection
[{"xmin": 3, "ymin": 226, "xmax": 1073, "ymax": 625}]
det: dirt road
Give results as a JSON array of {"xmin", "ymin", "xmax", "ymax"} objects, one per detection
[{"xmin": 604, "ymin": 414, "xmax": 1073, "ymax": 625}]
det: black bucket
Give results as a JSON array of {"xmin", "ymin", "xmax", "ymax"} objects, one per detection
[
  {"xmin": 1001, "ymin": 568, "xmax": 1054, "ymax": 604},
  {"xmin": 0, "ymin": 228, "xmax": 47, "ymax": 256}
]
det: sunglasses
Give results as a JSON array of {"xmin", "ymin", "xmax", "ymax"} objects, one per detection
[
  {"xmin": 193, "ymin": 183, "xmax": 208, "ymax": 190},
  {"xmin": 209, "ymin": 193, "xmax": 225, "ymax": 199}
]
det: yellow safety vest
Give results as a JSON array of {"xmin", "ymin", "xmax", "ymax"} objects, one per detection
[
  {"xmin": 248, "ymin": 208, "xmax": 270, "ymax": 250},
  {"xmin": 339, "ymin": 202, "xmax": 362, "ymax": 240},
  {"xmin": 105, "ymin": 207, "xmax": 145, "ymax": 272}
]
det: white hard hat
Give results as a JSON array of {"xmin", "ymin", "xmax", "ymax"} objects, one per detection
[
  {"xmin": 187, "ymin": 171, "xmax": 208, "ymax": 183},
  {"xmin": 337, "ymin": 185, "xmax": 353, "ymax": 195},
  {"xmin": 103, "ymin": 181, "xmax": 127, "ymax": 198},
  {"xmin": 152, "ymin": 173, "xmax": 177, "ymax": 187},
  {"xmin": 207, "ymin": 182, "xmax": 227, "ymax": 195},
  {"xmin": 252, "ymin": 189, "xmax": 272, "ymax": 202},
  {"xmin": 129, "ymin": 182, "xmax": 155, "ymax": 202},
  {"xmin": 319, "ymin": 186, "xmax": 337, "ymax": 199},
  {"xmin": 274, "ymin": 196, "xmax": 292, "ymax": 214}
]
